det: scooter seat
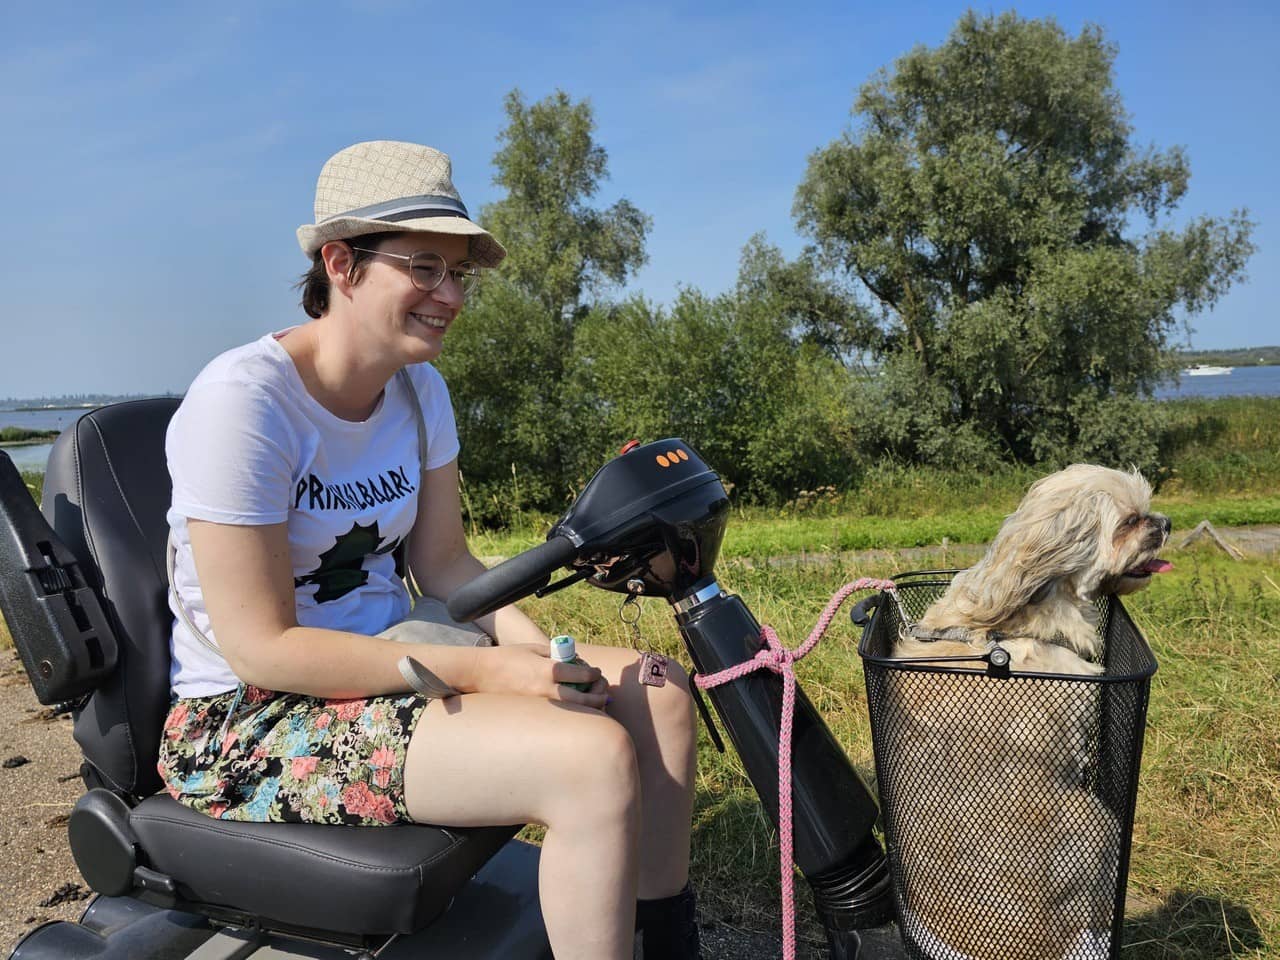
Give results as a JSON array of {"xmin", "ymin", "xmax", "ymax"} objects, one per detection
[{"xmin": 128, "ymin": 795, "xmax": 517, "ymax": 934}]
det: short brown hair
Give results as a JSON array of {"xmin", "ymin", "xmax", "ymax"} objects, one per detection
[{"xmin": 295, "ymin": 233, "xmax": 401, "ymax": 318}]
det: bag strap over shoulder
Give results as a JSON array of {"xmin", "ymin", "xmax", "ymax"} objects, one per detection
[{"xmin": 396, "ymin": 367, "xmax": 428, "ymax": 602}]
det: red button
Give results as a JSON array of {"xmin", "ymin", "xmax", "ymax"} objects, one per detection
[{"xmin": 619, "ymin": 439, "xmax": 641, "ymax": 454}]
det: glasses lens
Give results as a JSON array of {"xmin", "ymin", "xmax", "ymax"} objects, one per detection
[
  {"xmin": 409, "ymin": 252, "xmax": 447, "ymax": 292},
  {"xmin": 454, "ymin": 263, "xmax": 481, "ymax": 295}
]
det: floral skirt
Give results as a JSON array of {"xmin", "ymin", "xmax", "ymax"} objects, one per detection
[{"xmin": 157, "ymin": 684, "xmax": 428, "ymax": 826}]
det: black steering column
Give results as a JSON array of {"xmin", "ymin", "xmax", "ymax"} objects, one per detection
[{"xmin": 447, "ymin": 439, "xmax": 894, "ymax": 957}]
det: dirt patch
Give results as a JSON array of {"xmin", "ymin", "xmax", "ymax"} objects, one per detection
[{"xmin": 0, "ymin": 653, "xmax": 86, "ymax": 954}]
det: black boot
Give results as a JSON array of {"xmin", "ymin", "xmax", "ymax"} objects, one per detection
[{"xmin": 635, "ymin": 882, "xmax": 701, "ymax": 959}]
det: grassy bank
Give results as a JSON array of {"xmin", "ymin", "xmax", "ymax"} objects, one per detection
[
  {"xmin": 469, "ymin": 495, "xmax": 1280, "ymax": 563},
  {"xmin": 0, "ymin": 427, "xmax": 58, "ymax": 447},
  {"xmin": 527, "ymin": 544, "xmax": 1278, "ymax": 957},
  {"xmin": 463, "ymin": 396, "xmax": 1280, "ymax": 558}
]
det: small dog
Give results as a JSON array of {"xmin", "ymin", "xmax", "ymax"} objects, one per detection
[
  {"xmin": 889, "ymin": 465, "xmax": 1171, "ymax": 959},
  {"xmin": 899, "ymin": 464, "xmax": 1172, "ymax": 674}
]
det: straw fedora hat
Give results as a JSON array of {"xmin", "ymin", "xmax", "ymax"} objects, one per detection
[{"xmin": 296, "ymin": 141, "xmax": 506, "ymax": 268}]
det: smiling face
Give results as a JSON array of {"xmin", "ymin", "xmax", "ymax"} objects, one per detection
[{"xmin": 347, "ymin": 232, "xmax": 471, "ymax": 364}]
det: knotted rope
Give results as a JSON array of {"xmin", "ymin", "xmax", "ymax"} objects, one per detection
[{"xmin": 693, "ymin": 577, "xmax": 897, "ymax": 960}]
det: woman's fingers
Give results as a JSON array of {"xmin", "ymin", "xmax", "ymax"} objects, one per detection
[
  {"xmin": 546, "ymin": 660, "xmax": 608, "ymax": 709},
  {"xmin": 550, "ymin": 660, "xmax": 601, "ymax": 687},
  {"xmin": 479, "ymin": 641, "xmax": 611, "ymax": 708},
  {"xmin": 553, "ymin": 684, "xmax": 610, "ymax": 710}
]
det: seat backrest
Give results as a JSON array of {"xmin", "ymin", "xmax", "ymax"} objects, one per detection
[{"xmin": 44, "ymin": 398, "xmax": 182, "ymax": 799}]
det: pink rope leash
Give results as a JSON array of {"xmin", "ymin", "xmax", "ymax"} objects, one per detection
[{"xmin": 693, "ymin": 577, "xmax": 896, "ymax": 960}]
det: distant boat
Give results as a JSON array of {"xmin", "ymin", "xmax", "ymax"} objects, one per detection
[{"xmin": 1184, "ymin": 364, "xmax": 1233, "ymax": 376}]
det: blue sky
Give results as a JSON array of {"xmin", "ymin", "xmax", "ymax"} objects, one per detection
[{"xmin": 2, "ymin": 1, "xmax": 1275, "ymax": 398}]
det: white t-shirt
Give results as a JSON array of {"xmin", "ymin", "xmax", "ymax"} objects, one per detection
[{"xmin": 165, "ymin": 332, "xmax": 460, "ymax": 698}]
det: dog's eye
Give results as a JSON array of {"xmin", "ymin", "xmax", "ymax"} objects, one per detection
[{"xmin": 1122, "ymin": 514, "xmax": 1141, "ymax": 527}]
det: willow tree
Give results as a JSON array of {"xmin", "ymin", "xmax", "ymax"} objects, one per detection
[
  {"xmin": 795, "ymin": 12, "xmax": 1254, "ymax": 468},
  {"xmin": 437, "ymin": 89, "xmax": 650, "ymax": 519},
  {"xmin": 482, "ymin": 89, "xmax": 650, "ymax": 320}
]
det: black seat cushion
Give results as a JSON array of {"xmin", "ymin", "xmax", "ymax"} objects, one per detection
[{"xmin": 131, "ymin": 796, "xmax": 517, "ymax": 935}]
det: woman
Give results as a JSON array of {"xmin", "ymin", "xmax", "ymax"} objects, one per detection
[{"xmin": 159, "ymin": 140, "xmax": 700, "ymax": 960}]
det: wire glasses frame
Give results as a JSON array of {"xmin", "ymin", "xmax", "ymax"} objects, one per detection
[{"xmin": 349, "ymin": 247, "xmax": 482, "ymax": 296}]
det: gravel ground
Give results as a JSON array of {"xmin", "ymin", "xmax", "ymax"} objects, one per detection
[{"xmin": 0, "ymin": 652, "xmax": 90, "ymax": 955}]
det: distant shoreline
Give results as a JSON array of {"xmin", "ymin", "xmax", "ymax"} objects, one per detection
[{"xmin": 9, "ymin": 404, "xmax": 99, "ymax": 412}]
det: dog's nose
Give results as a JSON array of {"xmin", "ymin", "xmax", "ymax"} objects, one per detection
[{"xmin": 1157, "ymin": 515, "xmax": 1172, "ymax": 537}]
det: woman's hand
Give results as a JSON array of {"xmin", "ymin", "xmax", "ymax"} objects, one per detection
[{"xmin": 478, "ymin": 643, "xmax": 609, "ymax": 709}]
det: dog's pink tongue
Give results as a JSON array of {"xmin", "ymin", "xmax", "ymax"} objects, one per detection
[{"xmin": 1142, "ymin": 559, "xmax": 1173, "ymax": 574}]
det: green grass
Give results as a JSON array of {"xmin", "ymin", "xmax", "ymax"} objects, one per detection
[
  {"xmin": 467, "ymin": 492, "xmax": 1280, "ymax": 564},
  {"xmin": 3, "ymin": 531, "xmax": 1275, "ymax": 956},
  {"xmin": 2, "ymin": 393, "xmax": 1276, "ymax": 955},
  {"xmin": 532, "ymin": 544, "xmax": 1278, "ymax": 957},
  {"xmin": 0, "ymin": 427, "xmax": 58, "ymax": 444},
  {"xmin": 1158, "ymin": 397, "xmax": 1280, "ymax": 499},
  {"xmin": 1119, "ymin": 551, "xmax": 1279, "ymax": 958}
]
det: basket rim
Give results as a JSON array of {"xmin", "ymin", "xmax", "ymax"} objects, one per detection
[{"xmin": 857, "ymin": 569, "xmax": 1158, "ymax": 684}]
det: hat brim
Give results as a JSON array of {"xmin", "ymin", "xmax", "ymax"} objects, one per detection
[{"xmin": 297, "ymin": 215, "xmax": 506, "ymax": 268}]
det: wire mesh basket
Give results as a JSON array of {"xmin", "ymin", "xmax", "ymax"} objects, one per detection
[{"xmin": 858, "ymin": 570, "xmax": 1157, "ymax": 960}]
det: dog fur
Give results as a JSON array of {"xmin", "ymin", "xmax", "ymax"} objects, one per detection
[
  {"xmin": 888, "ymin": 464, "xmax": 1170, "ymax": 959},
  {"xmin": 899, "ymin": 464, "xmax": 1171, "ymax": 674}
]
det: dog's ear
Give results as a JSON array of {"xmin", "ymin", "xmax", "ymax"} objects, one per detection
[{"xmin": 949, "ymin": 492, "xmax": 1103, "ymax": 627}]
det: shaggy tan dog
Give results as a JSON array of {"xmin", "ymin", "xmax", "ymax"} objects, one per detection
[
  {"xmin": 899, "ymin": 464, "xmax": 1171, "ymax": 674},
  {"xmin": 888, "ymin": 465, "xmax": 1170, "ymax": 960}
]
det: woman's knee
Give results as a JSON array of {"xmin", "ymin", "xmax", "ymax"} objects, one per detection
[{"xmin": 543, "ymin": 711, "xmax": 642, "ymax": 823}]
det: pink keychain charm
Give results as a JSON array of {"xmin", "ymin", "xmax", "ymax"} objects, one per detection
[
  {"xmin": 640, "ymin": 651, "xmax": 669, "ymax": 687},
  {"xmin": 622, "ymin": 582, "xmax": 668, "ymax": 687}
]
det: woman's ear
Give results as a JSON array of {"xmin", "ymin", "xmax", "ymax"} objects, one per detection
[{"xmin": 320, "ymin": 241, "xmax": 358, "ymax": 295}]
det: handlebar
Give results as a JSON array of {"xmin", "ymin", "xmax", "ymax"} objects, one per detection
[{"xmin": 446, "ymin": 535, "xmax": 579, "ymax": 623}]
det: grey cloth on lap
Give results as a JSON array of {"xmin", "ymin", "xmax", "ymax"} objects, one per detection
[{"xmin": 379, "ymin": 596, "xmax": 495, "ymax": 647}]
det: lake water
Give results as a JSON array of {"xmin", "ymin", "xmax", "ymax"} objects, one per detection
[
  {"xmin": 3, "ymin": 367, "xmax": 1278, "ymax": 474},
  {"xmin": 0, "ymin": 405, "xmax": 104, "ymax": 473},
  {"xmin": 1154, "ymin": 364, "xmax": 1280, "ymax": 400}
]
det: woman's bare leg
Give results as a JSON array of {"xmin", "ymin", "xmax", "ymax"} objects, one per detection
[
  {"xmin": 579, "ymin": 644, "xmax": 698, "ymax": 900},
  {"xmin": 404, "ymin": 695, "xmax": 641, "ymax": 960}
]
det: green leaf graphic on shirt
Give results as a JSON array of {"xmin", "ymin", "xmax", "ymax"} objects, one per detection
[{"xmin": 295, "ymin": 520, "xmax": 403, "ymax": 603}]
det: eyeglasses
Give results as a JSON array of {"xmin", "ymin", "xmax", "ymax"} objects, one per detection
[{"xmin": 349, "ymin": 247, "xmax": 482, "ymax": 296}]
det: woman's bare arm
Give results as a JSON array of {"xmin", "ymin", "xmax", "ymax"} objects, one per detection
[
  {"xmin": 187, "ymin": 514, "xmax": 603, "ymax": 705},
  {"xmin": 187, "ymin": 519, "xmax": 484, "ymax": 698}
]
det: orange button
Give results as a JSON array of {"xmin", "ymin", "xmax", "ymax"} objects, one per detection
[{"xmin": 656, "ymin": 455, "xmax": 670, "ymax": 467}]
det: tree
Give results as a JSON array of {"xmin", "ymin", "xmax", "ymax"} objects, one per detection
[
  {"xmin": 735, "ymin": 233, "xmax": 880, "ymax": 362},
  {"xmin": 794, "ymin": 11, "xmax": 1255, "ymax": 468},
  {"xmin": 482, "ymin": 89, "xmax": 650, "ymax": 319},
  {"xmin": 569, "ymin": 290, "xmax": 863, "ymax": 502},
  {"xmin": 437, "ymin": 89, "xmax": 651, "ymax": 521}
]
